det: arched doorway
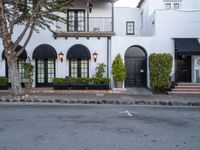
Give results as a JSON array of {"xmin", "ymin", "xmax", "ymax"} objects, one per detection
[
  {"xmin": 125, "ymin": 46, "xmax": 147, "ymax": 87},
  {"xmin": 32, "ymin": 44, "xmax": 57, "ymax": 87},
  {"xmin": 67, "ymin": 44, "xmax": 91, "ymax": 78}
]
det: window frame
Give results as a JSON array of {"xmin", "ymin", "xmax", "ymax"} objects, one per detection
[
  {"xmin": 174, "ymin": 3, "xmax": 180, "ymax": 9},
  {"xmin": 165, "ymin": 3, "xmax": 172, "ymax": 9},
  {"xmin": 126, "ymin": 21, "xmax": 135, "ymax": 35},
  {"xmin": 67, "ymin": 9, "xmax": 86, "ymax": 32},
  {"xmin": 69, "ymin": 59, "xmax": 89, "ymax": 78}
]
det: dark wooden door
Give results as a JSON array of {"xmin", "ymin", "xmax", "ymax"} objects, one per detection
[
  {"xmin": 125, "ymin": 57, "xmax": 146, "ymax": 87},
  {"xmin": 36, "ymin": 59, "xmax": 55, "ymax": 87},
  {"xmin": 176, "ymin": 55, "xmax": 191, "ymax": 82}
]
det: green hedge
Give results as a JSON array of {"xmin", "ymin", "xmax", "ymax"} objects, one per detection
[
  {"xmin": 53, "ymin": 77, "xmax": 110, "ymax": 85},
  {"xmin": 149, "ymin": 53, "xmax": 173, "ymax": 92},
  {"xmin": 0, "ymin": 77, "xmax": 8, "ymax": 85}
]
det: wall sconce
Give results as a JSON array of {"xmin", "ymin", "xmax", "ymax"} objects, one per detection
[
  {"xmin": 58, "ymin": 52, "xmax": 64, "ymax": 62},
  {"xmin": 93, "ymin": 52, "xmax": 98, "ymax": 62},
  {"xmin": 88, "ymin": 2, "xmax": 93, "ymax": 13}
]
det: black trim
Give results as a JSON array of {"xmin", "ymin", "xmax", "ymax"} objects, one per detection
[
  {"xmin": 35, "ymin": 59, "xmax": 56, "ymax": 87},
  {"xmin": 125, "ymin": 46, "xmax": 147, "ymax": 88},
  {"xmin": 67, "ymin": 9, "xmax": 86, "ymax": 32},
  {"xmin": 2, "ymin": 45, "xmax": 27, "ymax": 59},
  {"xmin": 32, "ymin": 44, "xmax": 57, "ymax": 59},
  {"xmin": 69, "ymin": 59, "xmax": 89, "ymax": 78},
  {"xmin": 126, "ymin": 21, "xmax": 135, "ymax": 35},
  {"xmin": 174, "ymin": 38, "xmax": 200, "ymax": 55},
  {"xmin": 67, "ymin": 44, "xmax": 91, "ymax": 59}
]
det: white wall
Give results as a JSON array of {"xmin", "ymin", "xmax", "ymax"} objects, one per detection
[
  {"xmin": 154, "ymin": 10, "xmax": 200, "ymax": 38},
  {"xmin": 0, "ymin": 26, "xmax": 109, "ymax": 87},
  {"xmin": 111, "ymin": 36, "xmax": 156, "ymax": 88},
  {"xmin": 114, "ymin": 7, "xmax": 141, "ymax": 36}
]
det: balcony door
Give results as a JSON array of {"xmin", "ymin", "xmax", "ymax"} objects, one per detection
[{"xmin": 67, "ymin": 10, "xmax": 85, "ymax": 32}]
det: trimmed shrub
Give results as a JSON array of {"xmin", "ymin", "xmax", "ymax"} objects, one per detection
[
  {"xmin": 0, "ymin": 77, "xmax": 8, "ymax": 85},
  {"xmin": 149, "ymin": 53, "xmax": 173, "ymax": 92},
  {"xmin": 90, "ymin": 77, "xmax": 110, "ymax": 84},
  {"xmin": 112, "ymin": 54, "xmax": 126, "ymax": 81},
  {"xmin": 95, "ymin": 63, "xmax": 106, "ymax": 78},
  {"xmin": 53, "ymin": 78, "xmax": 65, "ymax": 84}
]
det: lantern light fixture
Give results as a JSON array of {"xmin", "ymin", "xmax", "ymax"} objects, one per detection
[
  {"xmin": 58, "ymin": 52, "xmax": 64, "ymax": 62},
  {"xmin": 93, "ymin": 52, "xmax": 98, "ymax": 62}
]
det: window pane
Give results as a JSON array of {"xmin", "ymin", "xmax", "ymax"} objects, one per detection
[
  {"xmin": 174, "ymin": 3, "xmax": 179, "ymax": 9},
  {"xmin": 165, "ymin": 3, "xmax": 171, "ymax": 9},
  {"xmin": 127, "ymin": 22, "xmax": 134, "ymax": 35},
  {"xmin": 70, "ymin": 59, "xmax": 78, "ymax": 78},
  {"xmin": 18, "ymin": 60, "xmax": 26, "ymax": 82},
  {"xmin": 68, "ymin": 10, "xmax": 85, "ymax": 31},
  {"xmin": 81, "ymin": 59, "xmax": 88, "ymax": 78},
  {"xmin": 37, "ymin": 59, "xmax": 44, "ymax": 83},
  {"xmin": 48, "ymin": 59, "xmax": 55, "ymax": 83}
]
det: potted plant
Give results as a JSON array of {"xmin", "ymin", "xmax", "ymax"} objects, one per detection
[
  {"xmin": 88, "ymin": 77, "xmax": 110, "ymax": 90},
  {"xmin": 53, "ymin": 78, "xmax": 71, "ymax": 90},
  {"xmin": 23, "ymin": 61, "xmax": 34, "ymax": 89},
  {"xmin": 112, "ymin": 54, "xmax": 126, "ymax": 88},
  {"xmin": 0, "ymin": 76, "xmax": 9, "ymax": 90}
]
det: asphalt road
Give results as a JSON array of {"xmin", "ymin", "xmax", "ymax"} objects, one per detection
[{"xmin": 0, "ymin": 105, "xmax": 200, "ymax": 150}]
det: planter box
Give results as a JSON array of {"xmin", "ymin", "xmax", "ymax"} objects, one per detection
[
  {"xmin": 88, "ymin": 84, "xmax": 109, "ymax": 90},
  {"xmin": 70, "ymin": 84, "xmax": 87, "ymax": 90},
  {"xmin": 53, "ymin": 84, "xmax": 70, "ymax": 90},
  {"xmin": 0, "ymin": 84, "xmax": 9, "ymax": 90}
]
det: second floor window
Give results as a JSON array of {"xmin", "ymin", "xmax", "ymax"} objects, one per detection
[
  {"xmin": 67, "ymin": 10, "xmax": 85, "ymax": 32},
  {"xmin": 165, "ymin": 3, "xmax": 171, "ymax": 9},
  {"xmin": 174, "ymin": 3, "xmax": 180, "ymax": 9},
  {"xmin": 126, "ymin": 21, "xmax": 135, "ymax": 35}
]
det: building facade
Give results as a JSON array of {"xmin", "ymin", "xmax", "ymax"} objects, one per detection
[{"xmin": 0, "ymin": 0, "xmax": 200, "ymax": 88}]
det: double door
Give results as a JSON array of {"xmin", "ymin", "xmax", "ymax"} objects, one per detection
[
  {"xmin": 36, "ymin": 59, "xmax": 55, "ymax": 87},
  {"xmin": 125, "ymin": 57, "xmax": 146, "ymax": 87}
]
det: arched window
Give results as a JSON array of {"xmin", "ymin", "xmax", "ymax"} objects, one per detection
[
  {"xmin": 67, "ymin": 44, "xmax": 91, "ymax": 78},
  {"xmin": 33, "ymin": 44, "xmax": 57, "ymax": 87}
]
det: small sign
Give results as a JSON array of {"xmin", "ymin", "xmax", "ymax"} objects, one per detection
[{"xmin": 140, "ymin": 69, "xmax": 144, "ymax": 73}]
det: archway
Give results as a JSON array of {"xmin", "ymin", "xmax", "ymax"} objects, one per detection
[{"xmin": 125, "ymin": 46, "xmax": 147, "ymax": 87}]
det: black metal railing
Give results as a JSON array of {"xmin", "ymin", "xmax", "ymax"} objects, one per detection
[{"xmin": 56, "ymin": 17, "xmax": 113, "ymax": 32}]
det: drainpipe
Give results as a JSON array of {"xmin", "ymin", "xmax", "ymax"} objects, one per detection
[{"xmin": 111, "ymin": 2, "xmax": 114, "ymax": 32}]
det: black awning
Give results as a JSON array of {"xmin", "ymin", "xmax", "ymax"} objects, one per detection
[
  {"xmin": 32, "ymin": 44, "xmax": 57, "ymax": 59},
  {"xmin": 1, "ymin": 45, "xmax": 27, "ymax": 59},
  {"xmin": 174, "ymin": 38, "xmax": 200, "ymax": 55},
  {"xmin": 67, "ymin": 44, "xmax": 91, "ymax": 59}
]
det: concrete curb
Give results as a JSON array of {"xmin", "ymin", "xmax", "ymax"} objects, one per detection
[{"xmin": 0, "ymin": 98, "xmax": 200, "ymax": 106}]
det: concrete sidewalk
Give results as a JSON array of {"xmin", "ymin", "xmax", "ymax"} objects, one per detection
[{"xmin": 0, "ymin": 91, "xmax": 200, "ymax": 106}]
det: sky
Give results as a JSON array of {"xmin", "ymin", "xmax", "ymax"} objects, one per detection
[{"xmin": 115, "ymin": 0, "xmax": 140, "ymax": 8}]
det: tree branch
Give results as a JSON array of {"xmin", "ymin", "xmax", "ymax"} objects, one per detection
[
  {"xmin": 13, "ymin": 0, "xmax": 43, "ymax": 52},
  {"xmin": 9, "ymin": 0, "xmax": 19, "ymax": 35}
]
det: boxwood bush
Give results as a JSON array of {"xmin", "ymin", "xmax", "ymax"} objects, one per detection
[
  {"xmin": 0, "ymin": 77, "xmax": 8, "ymax": 85},
  {"xmin": 149, "ymin": 53, "xmax": 173, "ymax": 92},
  {"xmin": 53, "ymin": 77, "xmax": 110, "ymax": 85}
]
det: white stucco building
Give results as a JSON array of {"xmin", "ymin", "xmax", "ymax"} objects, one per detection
[{"xmin": 0, "ymin": 0, "xmax": 200, "ymax": 88}]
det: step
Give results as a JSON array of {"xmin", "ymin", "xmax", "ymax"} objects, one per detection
[
  {"xmin": 178, "ymin": 83, "xmax": 200, "ymax": 86},
  {"xmin": 168, "ymin": 91, "xmax": 200, "ymax": 95},
  {"xmin": 172, "ymin": 89, "xmax": 200, "ymax": 92},
  {"xmin": 174, "ymin": 86, "xmax": 200, "ymax": 89}
]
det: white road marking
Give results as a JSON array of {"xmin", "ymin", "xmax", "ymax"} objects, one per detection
[{"xmin": 119, "ymin": 110, "xmax": 137, "ymax": 117}]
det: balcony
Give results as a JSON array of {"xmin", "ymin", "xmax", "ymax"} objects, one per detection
[{"xmin": 54, "ymin": 17, "xmax": 114, "ymax": 38}]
